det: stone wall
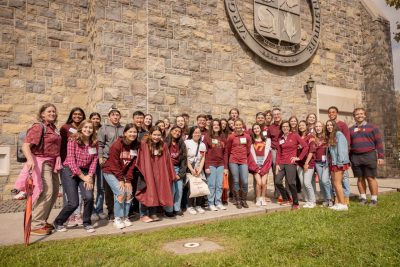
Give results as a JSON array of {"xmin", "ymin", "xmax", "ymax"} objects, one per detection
[{"xmin": 0, "ymin": 0, "xmax": 398, "ymax": 197}]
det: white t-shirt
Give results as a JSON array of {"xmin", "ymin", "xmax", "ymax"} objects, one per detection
[{"xmin": 185, "ymin": 139, "xmax": 207, "ymax": 168}]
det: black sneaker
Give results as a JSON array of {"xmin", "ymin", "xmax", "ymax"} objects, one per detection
[
  {"xmin": 174, "ymin": 210, "xmax": 184, "ymax": 216},
  {"xmin": 369, "ymin": 200, "xmax": 378, "ymax": 207},
  {"xmin": 108, "ymin": 213, "xmax": 115, "ymax": 221},
  {"xmin": 164, "ymin": 211, "xmax": 175, "ymax": 218},
  {"xmin": 359, "ymin": 198, "xmax": 368, "ymax": 206}
]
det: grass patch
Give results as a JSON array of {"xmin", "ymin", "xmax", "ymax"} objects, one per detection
[{"xmin": 1, "ymin": 193, "xmax": 400, "ymax": 266}]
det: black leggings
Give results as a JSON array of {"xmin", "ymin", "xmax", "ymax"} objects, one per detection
[{"xmin": 274, "ymin": 164, "xmax": 299, "ymax": 205}]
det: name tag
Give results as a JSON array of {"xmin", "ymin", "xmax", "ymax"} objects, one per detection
[
  {"xmin": 354, "ymin": 128, "xmax": 359, "ymax": 132},
  {"xmin": 88, "ymin": 147, "xmax": 97, "ymax": 155},
  {"xmin": 201, "ymin": 135, "xmax": 205, "ymax": 141},
  {"xmin": 154, "ymin": 149, "xmax": 159, "ymax": 156},
  {"xmin": 212, "ymin": 139, "xmax": 218, "ymax": 145},
  {"xmin": 321, "ymin": 155, "xmax": 326, "ymax": 162},
  {"xmin": 262, "ymin": 131, "xmax": 267, "ymax": 137},
  {"xmin": 130, "ymin": 149, "xmax": 138, "ymax": 157},
  {"xmin": 279, "ymin": 139, "xmax": 285, "ymax": 145},
  {"xmin": 240, "ymin": 137, "xmax": 247, "ymax": 144},
  {"xmin": 69, "ymin": 128, "xmax": 77, "ymax": 134}
]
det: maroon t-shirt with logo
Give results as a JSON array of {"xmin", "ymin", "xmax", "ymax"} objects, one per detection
[{"xmin": 170, "ymin": 143, "xmax": 180, "ymax": 166}]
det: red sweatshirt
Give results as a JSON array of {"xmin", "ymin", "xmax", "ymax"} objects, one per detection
[
  {"xmin": 267, "ymin": 122, "xmax": 282, "ymax": 150},
  {"xmin": 336, "ymin": 120, "xmax": 351, "ymax": 147},
  {"xmin": 297, "ymin": 134, "xmax": 316, "ymax": 168},
  {"xmin": 277, "ymin": 132, "xmax": 308, "ymax": 165},
  {"xmin": 315, "ymin": 138, "xmax": 328, "ymax": 161},
  {"xmin": 204, "ymin": 134, "xmax": 227, "ymax": 169},
  {"xmin": 60, "ymin": 123, "xmax": 78, "ymax": 162},
  {"xmin": 102, "ymin": 137, "xmax": 137, "ymax": 182},
  {"xmin": 225, "ymin": 132, "xmax": 251, "ymax": 165}
]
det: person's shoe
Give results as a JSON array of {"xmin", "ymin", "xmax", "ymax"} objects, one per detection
[
  {"xmin": 67, "ymin": 215, "xmax": 78, "ymax": 227},
  {"xmin": 53, "ymin": 224, "xmax": 67, "ymax": 232},
  {"xmin": 98, "ymin": 212, "xmax": 108, "ymax": 220},
  {"xmin": 174, "ymin": 210, "xmax": 184, "ymax": 216},
  {"xmin": 209, "ymin": 205, "xmax": 218, "ymax": 211},
  {"xmin": 328, "ymin": 200, "xmax": 334, "ymax": 207},
  {"xmin": 369, "ymin": 200, "xmax": 378, "ymax": 207},
  {"xmin": 150, "ymin": 214, "xmax": 161, "ymax": 221},
  {"xmin": 113, "ymin": 217, "xmax": 125, "ymax": 229},
  {"xmin": 195, "ymin": 206, "xmax": 205, "ymax": 214},
  {"xmin": 291, "ymin": 204, "xmax": 300, "ymax": 210},
  {"xmin": 280, "ymin": 201, "xmax": 291, "ymax": 206},
  {"xmin": 91, "ymin": 213, "xmax": 100, "ymax": 221},
  {"xmin": 261, "ymin": 197, "xmax": 268, "ymax": 206},
  {"xmin": 187, "ymin": 207, "xmax": 197, "ymax": 215},
  {"xmin": 140, "ymin": 216, "xmax": 153, "ymax": 223},
  {"xmin": 44, "ymin": 223, "xmax": 54, "ymax": 231},
  {"xmin": 164, "ymin": 211, "xmax": 175, "ymax": 217},
  {"xmin": 84, "ymin": 225, "xmax": 96, "ymax": 233},
  {"xmin": 304, "ymin": 202, "xmax": 316, "ymax": 209},
  {"xmin": 75, "ymin": 214, "xmax": 83, "ymax": 226},
  {"xmin": 359, "ymin": 198, "xmax": 368, "ymax": 206},
  {"xmin": 31, "ymin": 227, "xmax": 51, "ymax": 236},
  {"xmin": 216, "ymin": 204, "xmax": 226, "ymax": 210},
  {"xmin": 123, "ymin": 218, "xmax": 132, "ymax": 227},
  {"xmin": 277, "ymin": 196, "xmax": 283, "ymax": 203},
  {"xmin": 256, "ymin": 198, "xmax": 261, "ymax": 206},
  {"xmin": 329, "ymin": 204, "xmax": 339, "ymax": 210},
  {"xmin": 335, "ymin": 204, "xmax": 348, "ymax": 211},
  {"xmin": 303, "ymin": 202, "xmax": 311, "ymax": 208},
  {"xmin": 108, "ymin": 213, "xmax": 115, "ymax": 221},
  {"xmin": 241, "ymin": 200, "xmax": 249, "ymax": 208}
]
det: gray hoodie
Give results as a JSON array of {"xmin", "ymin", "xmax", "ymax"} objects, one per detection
[{"xmin": 98, "ymin": 123, "xmax": 124, "ymax": 159}]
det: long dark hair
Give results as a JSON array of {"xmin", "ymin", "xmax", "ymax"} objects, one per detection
[
  {"xmin": 89, "ymin": 112, "xmax": 102, "ymax": 129},
  {"xmin": 188, "ymin": 126, "xmax": 201, "ymax": 144},
  {"xmin": 325, "ymin": 120, "xmax": 339, "ymax": 146},
  {"xmin": 220, "ymin": 118, "xmax": 231, "ymax": 138},
  {"xmin": 298, "ymin": 120, "xmax": 308, "ymax": 137},
  {"xmin": 251, "ymin": 123, "xmax": 266, "ymax": 143},
  {"xmin": 146, "ymin": 126, "xmax": 164, "ymax": 156},
  {"xmin": 122, "ymin": 123, "xmax": 139, "ymax": 149},
  {"xmin": 66, "ymin": 107, "xmax": 86, "ymax": 124}
]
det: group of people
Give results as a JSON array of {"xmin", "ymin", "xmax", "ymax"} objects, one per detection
[{"xmin": 15, "ymin": 103, "xmax": 384, "ymax": 236}]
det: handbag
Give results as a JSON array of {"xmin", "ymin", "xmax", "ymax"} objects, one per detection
[
  {"xmin": 222, "ymin": 172, "xmax": 229, "ymax": 190},
  {"xmin": 187, "ymin": 173, "xmax": 210, "ymax": 198}
]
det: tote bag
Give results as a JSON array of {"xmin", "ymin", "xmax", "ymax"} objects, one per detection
[{"xmin": 187, "ymin": 173, "xmax": 210, "ymax": 198}]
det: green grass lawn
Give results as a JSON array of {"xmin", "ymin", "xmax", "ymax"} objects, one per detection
[{"xmin": 1, "ymin": 193, "xmax": 400, "ymax": 267}]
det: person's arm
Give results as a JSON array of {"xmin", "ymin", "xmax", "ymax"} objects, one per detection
[
  {"xmin": 97, "ymin": 126, "xmax": 106, "ymax": 165},
  {"xmin": 224, "ymin": 135, "xmax": 232, "ymax": 165},
  {"xmin": 66, "ymin": 141, "xmax": 83, "ymax": 177},
  {"xmin": 106, "ymin": 144, "xmax": 124, "ymax": 181},
  {"xmin": 336, "ymin": 133, "xmax": 347, "ymax": 166},
  {"xmin": 22, "ymin": 143, "xmax": 35, "ymax": 171},
  {"xmin": 88, "ymin": 147, "xmax": 98, "ymax": 178},
  {"xmin": 342, "ymin": 123, "xmax": 351, "ymax": 148},
  {"xmin": 23, "ymin": 123, "xmax": 42, "ymax": 171},
  {"xmin": 372, "ymin": 126, "xmax": 385, "ymax": 162},
  {"xmin": 178, "ymin": 142, "xmax": 188, "ymax": 179},
  {"xmin": 296, "ymin": 135, "xmax": 309, "ymax": 162}
]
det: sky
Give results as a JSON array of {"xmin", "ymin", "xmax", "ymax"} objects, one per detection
[{"xmin": 375, "ymin": 0, "xmax": 400, "ymax": 91}]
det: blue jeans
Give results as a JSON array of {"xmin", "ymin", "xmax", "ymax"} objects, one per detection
[
  {"xmin": 297, "ymin": 166, "xmax": 316, "ymax": 203},
  {"xmin": 315, "ymin": 162, "xmax": 332, "ymax": 200},
  {"xmin": 343, "ymin": 170, "xmax": 350, "ymax": 198},
  {"xmin": 103, "ymin": 173, "xmax": 132, "ymax": 218},
  {"xmin": 93, "ymin": 162, "xmax": 104, "ymax": 214},
  {"xmin": 207, "ymin": 165, "xmax": 224, "ymax": 206},
  {"xmin": 229, "ymin": 163, "xmax": 248, "ymax": 193},
  {"xmin": 165, "ymin": 166, "xmax": 183, "ymax": 212},
  {"xmin": 139, "ymin": 203, "xmax": 156, "ymax": 217}
]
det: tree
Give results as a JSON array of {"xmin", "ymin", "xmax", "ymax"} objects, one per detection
[{"xmin": 386, "ymin": 0, "xmax": 400, "ymax": 42}]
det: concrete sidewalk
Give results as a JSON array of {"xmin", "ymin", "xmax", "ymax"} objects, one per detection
[{"xmin": 1, "ymin": 177, "xmax": 399, "ymax": 247}]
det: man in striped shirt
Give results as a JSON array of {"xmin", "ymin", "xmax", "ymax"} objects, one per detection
[{"xmin": 349, "ymin": 108, "xmax": 385, "ymax": 207}]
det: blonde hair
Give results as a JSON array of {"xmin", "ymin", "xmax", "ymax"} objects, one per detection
[{"xmin": 71, "ymin": 120, "xmax": 97, "ymax": 146}]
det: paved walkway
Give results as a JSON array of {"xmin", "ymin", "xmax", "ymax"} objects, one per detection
[{"xmin": 0, "ymin": 178, "xmax": 399, "ymax": 246}]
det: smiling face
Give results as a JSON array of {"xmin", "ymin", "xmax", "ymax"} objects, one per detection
[
  {"xmin": 256, "ymin": 114, "xmax": 266, "ymax": 125},
  {"xmin": 252, "ymin": 124, "xmax": 261, "ymax": 136},
  {"xmin": 151, "ymin": 130, "xmax": 162, "ymax": 143},
  {"xmin": 133, "ymin": 115, "xmax": 144, "ymax": 128},
  {"xmin": 144, "ymin": 115, "xmax": 152, "ymax": 127},
  {"xmin": 41, "ymin": 106, "xmax": 57, "ymax": 123},
  {"xmin": 230, "ymin": 109, "xmax": 239, "ymax": 120},
  {"xmin": 72, "ymin": 110, "xmax": 84, "ymax": 125},
  {"xmin": 197, "ymin": 117, "xmax": 206, "ymax": 129},
  {"xmin": 354, "ymin": 109, "xmax": 366, "ymax": 124},
  {"xmin": 192, "ymin": 128, "xmax": 202, "ymax": 142},
  {"xmin": 156, "ymin": 121, "xmax": 165, "ymax": 132},
  {"xmin": 163, "ymin": 118, "xmax": 170, "ymax": 128},
  {"xmin": 298, "ymin": 121, "xmax": 307, "ymax": 133},
  {"xmin": 212, "ymin": 120, "xmax": 220, "ymax": 133},
  {"xmin": 221, "ymin": 120, "xmax": 227, "ymax": 130},
  {"xmin": 265, "ymin": 113, "xmax": 272, "ymax": 124},
  {"xmin": 315, "ymin": 122, "xmax": 323, "ymax": 134},
  {"xmin": 228, "ymin": 120, "xmax": 235, "ymax": 130},
  {"xmin": 124, "ymin": 127, "xmax": 138, "ymax": 142},
  {"xmin": 272, "ymin": 109, "xmax": 281, "ymax": 123},
  {"xmin": 289, "ymin": 118, "xmax": 298, "ymax": 129},
  {"xmin": 234, "ymin": 120, "xmax": 243, "ymax": 134},
  {"xmin": 176, "ymin": 116, "xmax": 185, "ymax": 128},
  {"xmin": 281, "ymin": 122, "xmax": 290, "ymax": 134},
  {"xmin": 109, "ymin": 111, "xmax": 121, "ymax": 125},
  {"xmin": 328, "ymin": 108, "xmax": 338, "ymax": 121},
  {"xmin": 326, "ymin": 121, "xmax": 334, "ymax": 133},
  {"xmin": 307, "ymin": 114, "xmax": 316, "ymax": 125},
  {"xmin": 170, "ymin": 127, "xmax": 181, "ymax": 139},
  {"xmin": 90, "ymin": 115, "xmax": 101, "ymax": 128},
  {"xmin": 81, "ymin": 122, "xmax": 94, "ymax": 138}
]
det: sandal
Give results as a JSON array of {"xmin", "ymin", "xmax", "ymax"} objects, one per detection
[{"xmin": 140, "ymin": 216, "xmax": 153, "ymax": 223}]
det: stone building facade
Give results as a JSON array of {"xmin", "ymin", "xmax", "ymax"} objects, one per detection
[{"xmin": 0, "ymin": 0, "xmax": 398, "ymax": 198}]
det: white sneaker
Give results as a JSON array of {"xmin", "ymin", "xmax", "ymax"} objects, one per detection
[
  {"xmin": 123, "ymin": 218, "xmax": 132, "ymax": 227},
  {"xmin": 304, "ymin": 202, "xmax": 316, "ymax": 209},
  {"xmin": 261, "ymin": 197, "xmax": 267, "ymax": 206},
  {"xmin": 113, "ymin": 217, "xmax": 125, "ymax": 229},
  {"xmin": 329, "ymin": 204, "xmax": 339, "ymax": 210},
  {"xmin": 334, "ymin": 204, "xmax": 348, "ymax": 211},
  {"xmin": 195, "ymin": 206, "xmax": 205, "ymax": 214},
  {"xmin": 209, "ymin": 205, "xmax": 218, "ymax": 211},
  {"xmin": 187, "ymin": 207, "xmax": 197, "ymax": 215},
  {"xmin": 256, "ymin": 198, "xmax": 261, "ymax": 206},
  {"xmin": 84, "ymin": 225, "xmax": 96, "ymax": 233},
  {"xmin": 216, "ymin": 204, "xmax": 226, "ymax": 210}
]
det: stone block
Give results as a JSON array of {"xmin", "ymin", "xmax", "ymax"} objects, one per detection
[
  {"xmin": 124, "ymin": 58, "xmax": 145, "ymax": 70},
  {"xmin": 0, "ymin": 78, "xmax": 9, "ymax": 87},
  {"xmin": 26, "ymin": 80, "xmax": 45, "ymax": 93},
  {"xmin": 10, "ymin": 79, "xmax": 25, "ymax": 89},
  {"xmin": 149, "ymin": 16, "xmax": 166, "ymax": 27},
  {"xmin": 106, "ymin": 7, "xmax": 121, "ymax": 22},
  {"xmin": 180, "ymin": 16, "xmax": 197, "ymax": 28},
  {"xmin": 2, "ymin": 124, "xmax": 26, "ymax": 134},
  {"xmin": 114, "ymin": 22, "xmax": 132, "ymax": 34},
  {"xmin": 113, "ymin": 68, "xmax": 133, "ymax": 80},
  {"xmin": 9, "ymin": 0, "xmax": 26, "ymax": 8},
  {"xmin": 103, "ymin": 32, "xmax": 124, "ymax": 47},
  {"xmin": 0, "ymin": 7, "xmax": 13, "ymax": 19},
  {"xmin": 165, "ymin": 95, "xmax": 176, "ymax": 105},
  {"xmin": 0, "ymin": 104, "xmax": 12, "ymax": 112},
  {"xmin": 168, "ymin": 74, "xmax": 191, "ymax": 88},
  {"xmin": 15, "ymin": 48, "xmax": 32, "ymax": 67}
]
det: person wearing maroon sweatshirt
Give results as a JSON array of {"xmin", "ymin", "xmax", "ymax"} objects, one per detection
[
  {"xmin": 275, "ymin": 121, "xmax": 308, "ymax": 210},
  {"xmin": 102, "ymin": 124, "xmax": 139, "ymax": 229},
  {"xmin": 204, "ymin": 119, "xmax": 228, "ymax": 211},
  {"xmin": 297, "ymin": 120, "xmax": 317, "ymax": 208},
  {"xmin": 225, "ymin": 119, "xmax": 252, "ymax": 209},
  {"xmin": 328, "ymin": 106, "xmax": 351, "ymax": 205}
]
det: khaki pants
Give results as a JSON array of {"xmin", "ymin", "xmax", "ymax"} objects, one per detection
[{"xmin": 32, "ymin": 162, "xmax": 59, "ymax": 230}]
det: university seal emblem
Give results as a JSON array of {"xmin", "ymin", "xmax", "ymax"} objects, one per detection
[{"xmin": 225, "ymin": 0, "xmax": 321, "ymax": 67}]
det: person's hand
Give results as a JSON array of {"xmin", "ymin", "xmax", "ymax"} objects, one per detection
[
  {"xmin": 224, "ymin": 169, "xmax": 228, "ymax": 175},
  {"xmin": 290, "ymin": 157, "xmax": 299, "ymax": 164},
  {"xmin": 124, "ymin": 182, "xmax": 132, "ymax": 193},
  {"xmin": 84, "ymin": 182, "xmax": 93, "ymax": 190},
  {"xmin": 194, "ymin": 168, "xmax": 201, "ymax": 177},
  {"xmin": 205, "ymin": 169, "xmax": 211, "ymax": 174},
  {"xmin": 99, "ymin": 157, "xmax": 105, "ymax": 167},
  {"xmin": 26, "ymin": 159, "xmax": 35, "ymax": 171},
  {"xmin": 176, "ymin": 175, "xmax": 180, "ymax": 180},
  {"xmin": 190, "ymin": 169, "xmax": 197, "ymax": 176},
  {"xmin": 118, "ymin": 181, "xmax": 125, "ymax": 191},
  {"xmin": 276, "ymin": 165, "xmax": 281, "ymax": 175},
  {"xmin": 378, "ymin": 159, "xmax": 385, "ymax": 165}
]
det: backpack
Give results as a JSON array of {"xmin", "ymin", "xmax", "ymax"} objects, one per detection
[{"xmin": 17, "ymin": 123, "xmax": 46, "ymax": 163}]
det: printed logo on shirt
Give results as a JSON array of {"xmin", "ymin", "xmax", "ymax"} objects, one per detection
[
  {"xmin": 69, "ymin": 128, "xmax": 77, "ymax": 134},
  {"xmin": 262, "ymin": 131, "xmax": 267, "ymax": 137},
  {"xmin": 88, "ymin": 147, "xmax": 97, "ymax": 155},
  {"xmin": 130, "ymin": 149, "xmax": 138, "ymax": 157}
]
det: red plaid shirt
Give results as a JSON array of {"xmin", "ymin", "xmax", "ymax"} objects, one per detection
[{"xmin": 63, "ymin": 140, "xmax": 98, "ymax": 176}]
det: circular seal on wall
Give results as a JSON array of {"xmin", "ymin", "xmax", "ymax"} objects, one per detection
[{"xmin": 224, "ymin": 0, "xmax": 321, "ymax": 67}]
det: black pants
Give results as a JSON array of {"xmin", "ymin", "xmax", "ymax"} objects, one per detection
[
  {"xmin": 274, "ymin": 164, "xmax": 299, "ymax": 205},
  {"xmin": 54, "ymin": 166, "xmax": 94, "ymax": 226},
  {"xmin": 103, "ymin": 176, "xmax": 114, "ymax": 215}
]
